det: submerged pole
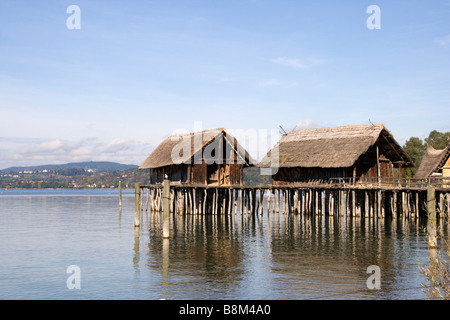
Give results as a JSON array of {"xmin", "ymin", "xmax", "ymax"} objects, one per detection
[{"xmin": 162, "ymin": 178, "xmax": 170, "ymax": 239}]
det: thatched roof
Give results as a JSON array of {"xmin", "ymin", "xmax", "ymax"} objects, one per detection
[
  {"xmin": 259, "ymin": 123, "xmax": 413, "ymax": 168},
  {"xmin": 139, "ymin": 128, "xmax": 255, "ymax": 169},
  {"xmin": 415, "ymin": 144, "xmax": 450, "ymax": 179}
]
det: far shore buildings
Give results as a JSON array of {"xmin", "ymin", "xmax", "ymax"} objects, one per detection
[
  {"xmin": 139, "ymin": 128, "xmax": 255, "ymax": 186},
  {"xmin": 259, "ymin": 123, "xmax": 413, "ymax": 185},
  {"xmin": 415, "ymin": 144, "xmax": 450, "ymax": 181}
]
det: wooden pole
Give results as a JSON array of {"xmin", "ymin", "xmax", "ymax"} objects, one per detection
[
  {"xmin": 212, "ymin": 189, "xmax": 216, "ymax": 215},
  {"xmin": 321, "ymin": 190, "xmax": 325, "ymax": 216},
  {"xmin": 365, "ymin": 191, "xmax": 369, "ymax": 219},
  {"xmin": 376, "ymin": 143, "xmax": 381, "ymax": 187},
  {"xmin": 315, "ymin": 190, "xmax": 319, "ymax": 216},
  {"xmin": 162, "ymin": 178, "xmax": 170, "ymax": 239},
  {"xmin": 447, "ymin": 193, "xmax": 450, "ymax": 217},
  {"xmin": 193, "ymin": 188, "xmax": 197, "ymax": 215},
  {"xmin": 352, "ymin": 190, "xmax": 356, "ymax": 217},
  {"xmin": 415, "ymin": 192, "xmax": 419, "ymax": 219},
  {"xmin": 250, "ymin": 189, "xmax": 254, "ymax": 215},
  {"xmin": 119, "ymin": 180, "xmax": 122, "ymax": 207},
  {"xmin": 228, "ymin": 189, "xmax": 233, "ymax": 215},
  {"xmin": 259, "ymin": 189, "xmax": 264, "ymax": 215},
  {"xmin": 276, "ymin": 189, "xmax": 280, "ymax": 213},
  {"xmin": 393, "ymin": 191, "xmax": 397, "ymax": 218},
  {"xmin": 301, "ymin": 190, "xmax": 305, "ymax": 215},
  {"xmin": 439, "ymin": 193, "xmax": 444, "ymax": 219},
  {"xmin": 377, "ymin": 190, "xmax": 382, "ymax": 218},
  {"xmin": 134, "ymin": 182, "xmax": 140, "ymax": 227},
  {"xmin": 239, "ymin": 189, "xmax": 243, "ymax": 215},
  {"xmin": 427, "ymin": 185, "xmax": 437, "ymax": 248},
  {"xmin": 233, "ymin": 189, "xmax": 239, "ymax": 216},
  {"xmin": 203, "ymin": 189, "xmax": 207, "ymax": 215}
]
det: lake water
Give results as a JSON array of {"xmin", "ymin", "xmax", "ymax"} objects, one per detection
[{"xmin": 0, "ymin": 189, "xmax": 448, "ymax": 300}]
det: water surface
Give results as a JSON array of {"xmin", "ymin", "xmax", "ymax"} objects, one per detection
[{"xmin": 0, "ymin": 189, "xmax": 447, "ymax": 299}]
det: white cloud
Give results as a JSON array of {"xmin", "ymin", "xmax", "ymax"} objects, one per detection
[
  {"xmin": 0, "ymin": 137, "xmax": 147, "ymax": 169},
  {"xmin": 271, "ymin": 57, "xmax": 323, "ymax": 69},
  {"xmin": 101, "ymin": 139, "xmax": 135, "ymax": 153}
]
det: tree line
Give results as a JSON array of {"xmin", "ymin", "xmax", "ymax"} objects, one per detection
[
  {"xmin": 0, "ymin": 168, "xmax": 148, "ymax": 189},
  {"xmin": 402, "ymin": 130, "xmax": 450, "ymax": 177}
]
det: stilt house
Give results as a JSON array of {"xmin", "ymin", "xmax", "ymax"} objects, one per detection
[
  {"xmin": 415, "ymin": 144, "xmax": 450, "ymax": 185},
  {"xmin": 139, "ymin": 128, "xmax": 255, "ymax": 186},
  {"xmin": 259, "ymin": 124, "xmax": 413, "ymax": 185}
]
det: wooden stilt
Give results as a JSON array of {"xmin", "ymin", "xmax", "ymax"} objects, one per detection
[
  {"xmin": 427, "ymin": 185, "xmax": 437, "ymax": 248},
  {"xmin": 240, "ymin": 189, "xmax": 244, "ymax": 215},
  {"xmin": 119, "ymin": 181, "xmax": 122, "ymax": 207},
  {"xmin": 276, "ymin": 189, "xmax": 280, "ymax": 213},
  {"xmin": 352, "ymin": 190, "xmax": 356, "ymax": 217},
  {"xmin": 228, "ymin": 189, "xmax": 233, "ymax": 215},
  {"xmin": 259, "ymin": 189, "xmax": 264, "ymax": 216},
  {"xmin": 162, "ymin": 178, "xmax": 170, "ymax": 239},
  {"xmin": 134, "ymin": 183, "xmax": 140, "ymax": 227},
  {"xmin": 203, "ymin": 189, "xmax": 207, "ymax": 215}
]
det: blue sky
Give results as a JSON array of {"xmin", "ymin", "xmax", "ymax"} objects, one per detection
[{"xmin": 0, "ymin": 0, "xmax": 449, "ymax": 168}]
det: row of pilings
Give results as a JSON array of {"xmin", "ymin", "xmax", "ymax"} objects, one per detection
[{"xmin": 134, "ymin": 184, "xmax": 450, "ymax": 220}]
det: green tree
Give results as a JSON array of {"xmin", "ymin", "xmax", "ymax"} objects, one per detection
[
  {"xmin": 403, "ymin": 137, "xmax": 426, "ymax": 177},
  {"xmin": 402, "ymin": 130, "xmax": 450, "ymax": 178},
  {"xmin": 425, "ymin": 130, "xmax": 450, "ymax": 150}
]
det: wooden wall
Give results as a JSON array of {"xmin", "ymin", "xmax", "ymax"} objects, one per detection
[
  {"xmin": 149, "ymin": 162, "xmax": 244, "ymax": 186},
  {"xmin": 149, "ymin": 164, "xmax": 189, "ymax": 185},
  {"xmin": 272, "ymin": 144, "xmax": 397, "ymax": 185},
  {"xmin": 273, "ymin": 167, "xmax": 350, "ymax": 185}
]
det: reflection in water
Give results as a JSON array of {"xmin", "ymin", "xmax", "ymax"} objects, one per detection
[
  {"xmin": 134, "ymin": 207, "xmax": 440, "ymax": 299},
  {"xmin": 133, "ymin": 227, "xmax": 140, "ymax": 271},
  {"xmin": 162, "ymin": 238, "xmax": 170, "ymax": 297}
]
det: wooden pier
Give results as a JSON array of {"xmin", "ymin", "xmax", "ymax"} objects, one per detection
[{"xmin": 134, "ymin": 180, "xmax": 450, "ymax": 220}]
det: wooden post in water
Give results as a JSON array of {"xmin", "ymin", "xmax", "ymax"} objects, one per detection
[
  {"xmin": 351, "ymin": 190, "xmax": 356, "ymax": 217},
  {"xmin": 415, "ymin": 192, "xmax": 419, "ymax": 219},
  {"xmin": 377, "ymin": 190, "xmax": 382, "ymax": 218},
  {"xmin": 134, "ymin": 182, "xmax": 140, "ymax": 227},
  {"xmin": 273, "ymin": 188, "xmax": 280, "ymax": 213},
  {"xmin": 162, "ymin": 178, "xmax": 170, "ymax": 239},
  {"xmin": 119, "ymin": 181, "xmax": 122, "ymax": 207},
  {"xmin": 393, "ymin": 191, "xmax": 397, "ymax": 218},
  {"xmin": 427, "ymin": 185, "xmax": 437, "ymax": 248}
]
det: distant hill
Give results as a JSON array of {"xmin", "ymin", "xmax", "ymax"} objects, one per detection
[{"xmin": 0, "ymin": 161, "xmax": 139, "ymax": 173}]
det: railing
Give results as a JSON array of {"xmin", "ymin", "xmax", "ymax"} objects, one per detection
[
  {"xmin": 141, "ymin": 177, "xmax": 450, "ymax": 190},
  {"xmin": 328, "ymin": 177, "xmax": 450, "ymax": 189}
]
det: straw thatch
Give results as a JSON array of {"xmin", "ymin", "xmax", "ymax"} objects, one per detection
[
  {"xmin": 259, "ymin": 123, "xmax": 413, "ymax": 168},
  {"xmin": 139, "ymin": 128, "xmax": 255, "ymax": 169},
  {"xmin": 415, "ymin": 144, "xmax": 450, "ymax": 179}
]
